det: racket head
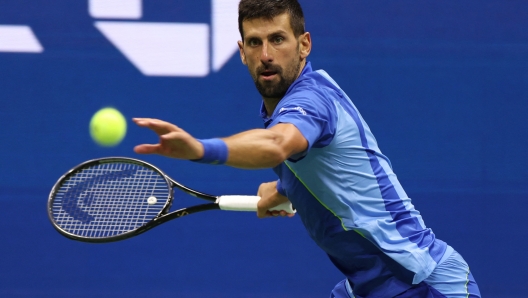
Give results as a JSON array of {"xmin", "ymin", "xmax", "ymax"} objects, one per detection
[{"xmin": 48, "ymin": 157, "xmax": 173, "ymax": 242}]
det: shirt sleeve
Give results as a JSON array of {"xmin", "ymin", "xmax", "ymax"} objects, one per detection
[
  {"xmin": 267, "ymin": 91, "xmax": 337, "ymax": 160},
  {"xmin": 276, "ymin": 179, "xmax": 287, "ymax": 196}
]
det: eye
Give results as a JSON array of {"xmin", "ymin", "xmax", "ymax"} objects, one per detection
[
  {"xmin": 273, "ymin": 36, "xmax": 284, "ymax": 44},
  {"xmin": 247, "ymin": 38, "xmax": 261, "ymax": 47}
]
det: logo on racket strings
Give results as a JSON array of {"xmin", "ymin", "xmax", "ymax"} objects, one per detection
[{"xmin": 61, "ymin": 169, "xmax": 136, "ymax": 223}]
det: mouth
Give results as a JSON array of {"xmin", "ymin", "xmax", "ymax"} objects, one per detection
[{"xmin": 259, "ymin": 69, "xmax": 278, "ymax": 81}]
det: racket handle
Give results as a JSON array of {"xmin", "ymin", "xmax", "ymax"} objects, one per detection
[{"xmin": 216, "ymin": 195, "xmax": 296, "ymax": 213}]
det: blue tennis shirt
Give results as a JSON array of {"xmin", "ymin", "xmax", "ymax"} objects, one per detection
[{"xmin": 261, "ymin": 62, "xmax": 447, "ymax": 296}]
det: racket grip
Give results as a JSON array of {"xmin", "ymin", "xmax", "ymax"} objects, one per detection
[{"xmin": 216, "ymin": 195, "xmax": 295, "ymax": 213}]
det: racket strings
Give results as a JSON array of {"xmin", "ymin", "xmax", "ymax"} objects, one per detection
[{"xmin": 51, "ymin": 162, "xmax": 170, "ymax": 238}]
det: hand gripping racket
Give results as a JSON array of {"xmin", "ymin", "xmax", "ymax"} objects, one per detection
[{"xmin": 48, "ymin": 157, "xmax": 295, "ymax": 243}]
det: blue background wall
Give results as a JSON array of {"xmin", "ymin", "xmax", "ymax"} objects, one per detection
[{"xmin": 1, "ymin": 0, "xmax": 527, "ymax": 297}]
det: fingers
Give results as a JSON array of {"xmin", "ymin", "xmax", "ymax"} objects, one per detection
[
  {"xmin": 260, "ymin": 210, "xmax": 295, "ymax": 218},
  {"xmin": 133, "ymin": 117, "xmax": 202, "ymax": 159},
  {"xmin": 159, "ymin": 131, "xmax": 186, "ymax": 141},
  {"xmin": 269, "ymin": 210, "xmax": 295, "ymax": 218},
  {"xmin": 133, "ymin": 144, "xmax": 160, "ymax": 155},
  {"xmin": 256, "ymin": 182, "xmax": 295, "ymax": 219},
  {"xmin": 256, "ymin": 183, "xmax": 273, "ymax": 218},
  {"xmin": 256, "ymin": 203, "xmax": 269, "ymax": 218},
  {"xmin": 133, "ymin": 118, "xmax": 181, "ymax": 136}
]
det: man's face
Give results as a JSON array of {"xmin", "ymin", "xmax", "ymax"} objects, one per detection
[{"xmin": 238, "ymin": 13, "xmax": 310, "ymax": 100}]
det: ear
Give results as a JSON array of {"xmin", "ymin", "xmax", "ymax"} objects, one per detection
[
  {"xmin": 238, "ymin": 40, "xmax": 247, "ymax": 65},
  {"xmin": 299, "ymin": 32, "xmax": 312, "ymax": 59}
]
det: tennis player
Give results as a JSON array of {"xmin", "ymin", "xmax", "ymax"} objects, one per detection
[{"xmin": 133, "ymin": 0, "xmax": 481, "ymax": 296}]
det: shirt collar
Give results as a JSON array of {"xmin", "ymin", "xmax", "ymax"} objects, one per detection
[{"xmin": 258, "ymin": 61, "xmax": 312, "ymax": 123}]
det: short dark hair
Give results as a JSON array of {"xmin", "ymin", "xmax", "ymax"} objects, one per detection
[{"xmin": 238, "ymin": 0, "xmax": 305, "ymax": 40}]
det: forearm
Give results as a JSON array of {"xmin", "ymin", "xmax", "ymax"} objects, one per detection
[
  {"xmin": 221, "ymin": 129, "xmax": 290, "ymax": 169},
  {"xmin": 133, "ymin": 119, "xmax": 306, "ymax": 167}
]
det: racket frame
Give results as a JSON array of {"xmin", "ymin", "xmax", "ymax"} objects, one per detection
[
  {"xmin": 48, "ymin": 157, "xmax": 221, "ymax": 243},
  {"xmin": 48, "ymin": 157, "xmax": 294, "ymax": 243}
]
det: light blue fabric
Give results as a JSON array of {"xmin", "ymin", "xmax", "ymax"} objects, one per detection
[
  {"xmin": 263, "ymin": 63, "xmax": 446, "ymax": 285},
  {"xmin": 424, "ymin": 247, "xmax": 482, "ymax": 297},
  {"xmin": 330, "ymin": 247, "xmax": 481, "ymax": 297}
]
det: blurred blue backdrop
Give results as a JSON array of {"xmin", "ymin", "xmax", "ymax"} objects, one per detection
[{"xmin": 1, "ymin": 0, "xmax": 527, "ymax": 297}]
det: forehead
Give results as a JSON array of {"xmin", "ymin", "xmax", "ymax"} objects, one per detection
[{"xmin": 242, "ymin": 13, "xmax": 294, "ymax": 38}]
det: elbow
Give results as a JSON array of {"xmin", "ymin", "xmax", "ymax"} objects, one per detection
[
  {"xmin": 266, "ymin": 149, "xmax": 288, "ymax": 167},
  {"xmin": 265, "ymin": 134, "xmax": 290, "ymax": 167}
]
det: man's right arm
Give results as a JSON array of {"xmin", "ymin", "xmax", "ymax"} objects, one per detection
[
  {"xmin": 222, "ymin": 123, "xmax": 308, "ymax": 169},
  {"xmin": 133, "ymin": 118, "xmax": 308, "ymax": 169}
]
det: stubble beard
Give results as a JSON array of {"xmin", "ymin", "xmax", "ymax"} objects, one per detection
[{"xmin": 252, "ymin": 58, "xmax": 301, "ymax": 100}]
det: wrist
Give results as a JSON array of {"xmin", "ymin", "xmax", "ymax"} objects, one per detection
[{"xmin": 191, "ymin": 138, "xmax": 228, "ymax": 165}]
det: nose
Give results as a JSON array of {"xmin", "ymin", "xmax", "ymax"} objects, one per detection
[{"xmin": 260, "ymin": 41, "xmax": 273, "ymax": 64}]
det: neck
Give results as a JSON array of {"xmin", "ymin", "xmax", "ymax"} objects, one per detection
[
  {"xmin": 263, "ymin": 97, "xmax": 281, "ymax": 117},
  {"xmin": 262, "ymin": 59, "xmax": 307, "ymax": 116}
]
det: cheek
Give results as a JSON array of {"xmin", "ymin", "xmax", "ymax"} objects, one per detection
[
  {"xmin": 245, "ymin": 56, "xmax": 260, "ymax": 70},
  {"xmin": 246, "ymin": 53, "xmax": 260, "ymax": 64},
  {"xmin": 244, "ymin": 60, "xmax": 260, "ymax": 78},
  {"xmin": 278, "ymin": 48, "xmax": 297, "ymax": 64}
]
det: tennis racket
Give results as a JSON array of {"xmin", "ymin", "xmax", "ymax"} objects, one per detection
[{"xmin": 48, "ymin": 157, "xmax": 295, "ymax": 243}]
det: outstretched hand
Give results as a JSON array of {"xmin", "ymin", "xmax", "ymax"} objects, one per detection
[{"xmin": 133, "ymin": 118, "xmax": 204, "ymax": 160}]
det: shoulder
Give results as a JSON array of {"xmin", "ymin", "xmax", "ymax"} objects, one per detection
[{"xmin": 277, "ymin": 71, "xmax": 340, "ymax": 117}]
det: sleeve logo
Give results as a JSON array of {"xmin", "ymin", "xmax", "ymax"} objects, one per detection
[{"xmin": 279, "ymin": 106, "xmax": 307, "ymax": 115}]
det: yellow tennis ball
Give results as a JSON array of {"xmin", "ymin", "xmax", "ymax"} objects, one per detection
[{"xmin": 89, "ymin": 107, "xmax": 127, "ymax": 147}]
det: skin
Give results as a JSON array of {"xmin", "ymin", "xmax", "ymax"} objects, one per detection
[
  {"xmin": 134, "ymin": 13, "xmax": 312, "ymax": 218},
  {"xmin": 238, "ymin": 13, "xmax": 311, "ymax": 116}
]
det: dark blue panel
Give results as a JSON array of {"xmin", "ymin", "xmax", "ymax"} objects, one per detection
[{"xmin": 0, "ymin": 0, "xmax": 526, "ymax": 296}]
